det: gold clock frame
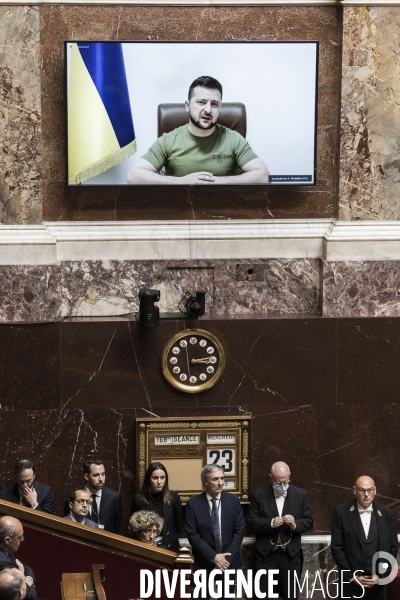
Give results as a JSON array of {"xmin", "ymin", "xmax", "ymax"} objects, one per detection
[{"xmin": 161, "ymin": 329, "xmax": 225, "ymax": 393}]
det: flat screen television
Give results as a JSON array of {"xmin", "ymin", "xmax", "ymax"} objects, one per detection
[{"xmin": 65, "ymin": 41, "xmax": 318, "ymax": 186}]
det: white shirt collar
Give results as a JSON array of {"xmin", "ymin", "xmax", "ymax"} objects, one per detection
[
  {"xmin": 206, "ymin": 492, "xmax": 221, "ymax": 502},
  {"xmin": 84, "ymin": 486, "xmax": 102, "ymax": 498}
]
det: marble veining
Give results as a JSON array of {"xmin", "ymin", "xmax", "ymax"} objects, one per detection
[
  {"xmin": 340, "ymin": 6, "xmax": 400, "ymax": 221},
  {"xmin": 0, "ymin": 7, "xmax": 42, "ymax": 224},
  {"xmin": 322, "ymin": 260, "xmax": 400, "ymax": 316}
]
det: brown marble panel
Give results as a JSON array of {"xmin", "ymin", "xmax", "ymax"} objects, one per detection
[
  {"xmin": 340, "ymin": 7, "xmax": 400, "ymax": 221},
  {"xmin": 60, "ymin": 321, "xmax": 149, "ymax": 410},
  {"xmin": 0, "ymin": 323, "xmax": 60, "ymax": 410},
  {"xmin": 323, "ymin": 260, "xmax": 400, "ymax": 317},
  {"xmin": 61, "ymin": 260, "xmax": 153, "ymax": 317},
  {"xmin": 213, "ymin": 259, "xmax": 321, "ymax": 315},
  {"xmin": 337, "ymin": 318, "xmax": 400, "ymax": 405},
  {"xmin": 314, "ymin": 403, "xmax": 400, "ymax": 533},
  {"xmin": 0, "ymin": 411, "xmax": 28, "ymax": 489},
  {"xmin": 129, "ymin": 318, "xmax": 337, "ymax": 408},
  {"xmin": 40, "ymin": 5, "xmax": 340, "ymax": 222},
  {"xmin": 0, "ymin": 265, "xmax": 62, "ymax": 323},
  {"xmin": 0, "ymin": 6, "xmax": 42, "ymax": 225}
]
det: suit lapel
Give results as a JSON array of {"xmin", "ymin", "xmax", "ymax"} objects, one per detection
[
  {"xmin": 12, "ymin": 484, "xmax": 19, "ymax": 505},
  {"xmin": 374, "ymin": 502, "xmax": 385, "ymax": 545},
  {"xmin": 284, "ymin": 485, "xmax": 295, "ymax": 516},
  {"xmin": 346, "ymin": 500, "xmax": 366, "ymax": 544},
  {"xmin": 263, "ymin": 485, "xmax": 279, "ymax": 518},
  {"xmin": 200, "ymin": 492, "xmax": 213, "ymax": 531}
]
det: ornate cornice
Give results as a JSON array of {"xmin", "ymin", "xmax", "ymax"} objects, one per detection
[{"xmin": 2, "ymin": 219, "xmax": 400, "ymax": 263}]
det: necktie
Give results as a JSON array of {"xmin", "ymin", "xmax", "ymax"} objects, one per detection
[
  {"xmin": 91, "ymin": 494, "xmax": 99, "ymax": 523},
  {"xmin": 211, "ymin": 498, "xmax": 222, "ymax": 553}
]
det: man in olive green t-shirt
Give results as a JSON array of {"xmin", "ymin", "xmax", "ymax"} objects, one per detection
[{"xmin": 127, "ymin": 76, "xmax": 270, "ymax": 185}]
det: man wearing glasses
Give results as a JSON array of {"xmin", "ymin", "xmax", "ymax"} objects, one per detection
[
  {"xmin": 64, "ymin": 489, "xmax": 99, "ymax": 528},
  {"xmin": 331, "ymin": 475, "xmax": 398, "ymax": 599},
  {"xmin": 248, "ymin": 461, "xmax": 313, "ymax": 599}
]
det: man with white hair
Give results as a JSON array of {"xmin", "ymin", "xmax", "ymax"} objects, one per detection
[
  {"xmin": 248, "ymin": 461, "xmax": 313, "ymax": 600},
  {"xmin": 0, "ymin": 568, "xmax": 26, "ymax": 600}
]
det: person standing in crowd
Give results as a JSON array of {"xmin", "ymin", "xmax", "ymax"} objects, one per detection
[
  {"xmin": 185, "ymin": 463, "xmax": 244, "ymax": 598},
  {"xmin": 64, "ymin": 459, "xmax": 122, "ymax": 533},
  {"xmin": 64, "ymin": 489, "xmax": 99, "ymax": 528},
  {"xmin": 0, "ymin": 460, "xmax": 53, "ymax": 514},
  {"xmin": 0, "ymin": 517, "xmax": 36, "ymax": 600},
  {"xmin": 132, "ymin": 462, "xmax": 182, "ymax": 552},
  {"xmin": 247, "ymin": 461, "xmax": 313, "ymax": 600},
  {"xmin": 331, "ymin": 475, "xmax": 398, "ymax": 600}
]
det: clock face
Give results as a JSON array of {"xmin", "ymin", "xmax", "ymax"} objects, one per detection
[{"xmin": 161, "ymin": 329, "xmax": 225, "ymax": 393}]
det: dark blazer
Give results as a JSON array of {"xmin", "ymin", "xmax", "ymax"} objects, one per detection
[
  {"xmin": 331, "ymin": 500, "xmax": 398, "ymax": 587},
  {"xmin": 0, "ymin": 481, "xmax": 54, "ymax": 514},
  {"xmin": 247, "ymin": 484, "xmax": 313, "ymax": 560},
  {"xmin": 185, "ymin": 491, "xmax": 244, "ymax": 572},
  {"xmin": 64, "ymin": 514, "xmax": 99, "ymax": 528},
  {"xmin": 132, "ymin": 491, "xmax": 183, "ymax": 552},
  {"xmin": 63, "ymin": 486, "xmax": 122, "ymax": 533},
  {"xmin": 0, "ymin": 547, "xmax": 36, "ymax": 599}
]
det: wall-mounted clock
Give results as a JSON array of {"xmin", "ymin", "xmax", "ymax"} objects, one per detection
[{"xmin": 161, "ymin": 329, "xmax": 225, "ymax": 393}]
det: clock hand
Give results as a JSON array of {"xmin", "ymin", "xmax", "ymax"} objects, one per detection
[{"xmin": 191, "ymin": 357, "xmax": 213, "ymax": 364}]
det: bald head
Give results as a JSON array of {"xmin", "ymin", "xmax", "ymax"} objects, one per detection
[
  {"xmin": 353, "ymin": 475, "xmax": 376, "ymax": 508},
  {"xmin": 0, "ymin": 568, "xmax": 26, "ymax": 600},
  {"xmin": 0, "ymin": 517, "xmax": 24, "ymax": 554},
  {"xmin": 270, "ymin": 462, "xmax": 291, "ymax": 479}
]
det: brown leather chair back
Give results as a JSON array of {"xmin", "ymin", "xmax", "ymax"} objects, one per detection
[{"xmin": 157, "ymin": 103, "xmax": 247, "ymax": 138}]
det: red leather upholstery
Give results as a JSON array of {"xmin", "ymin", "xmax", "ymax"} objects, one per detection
[{"xmin": 157, "ymin": 103, "xmax": 247, "ymax": 138}]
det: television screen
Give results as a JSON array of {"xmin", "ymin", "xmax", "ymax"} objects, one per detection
[{"xmin": 66, "ymin": 41, "xmax": 318, "ymax": 186}]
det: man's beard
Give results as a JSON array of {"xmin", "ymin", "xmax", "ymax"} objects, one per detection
[{"xmin": 189, "ymin": 112, "xmax": 216, "ymax": 130}]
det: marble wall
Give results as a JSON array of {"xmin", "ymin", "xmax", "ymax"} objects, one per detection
[
  {"xmin": 0, "ymin": 6, "xmax": 42, "ymax": 225},
  {"xmin": 1, "ymin": 316, "xmax": 400, "ymax": 538},
  {"xmin": 0, "ymin": 5, "xmax": 341, "ymax": 223},
  {"xmin": 0, "ymin": 258, "xmax": 321, "ymax": 322},
  {"xmin": 340, "ymin": 6, "xmax": 400, "ymax": 221}
]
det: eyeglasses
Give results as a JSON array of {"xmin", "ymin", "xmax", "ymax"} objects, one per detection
[
  {"xmin": 74, "ymin": 499, "xmax": 93, "ymax": 506},
  {"xmin": 356, "ymin": 487, "xmax": 375, "ymax": 495},
  {"xmin": 272, "ymin": 480, "xmax": 290, "ymax": 486},
  {"xmin": 143, "ymin": 528, "xmax": 158, "ymax": 535}
]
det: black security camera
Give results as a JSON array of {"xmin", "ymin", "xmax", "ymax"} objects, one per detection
[
  {"xmin": 182, "ymin": 289, "xmax": 206, "ymax": 318},
  {"xmin": 138, "ymin": 289, "xmax": 160, "ymax": 328}
]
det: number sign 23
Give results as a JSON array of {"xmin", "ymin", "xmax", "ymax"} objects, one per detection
[{"xmin": 207, "ymin": 448, "xmax": 236, "ymax": 475}]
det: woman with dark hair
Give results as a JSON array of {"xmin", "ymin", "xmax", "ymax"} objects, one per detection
[{"xmin": 131, "ymin": 462, "xmax": 182, "ymax": 551}]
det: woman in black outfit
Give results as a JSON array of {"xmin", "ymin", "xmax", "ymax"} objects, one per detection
[{"xmin": 131, "ymin": 462, "xmax": 183, "ymax": 551}]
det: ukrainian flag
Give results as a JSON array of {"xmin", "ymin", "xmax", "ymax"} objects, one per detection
[{"xmin": 68, "ymin": 42, "xmax": 136, "ymax": 184}]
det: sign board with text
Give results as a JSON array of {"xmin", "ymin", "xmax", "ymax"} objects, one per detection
[{"xmin": 136, "ymin": 416, "xmax": 251, "ymax": 502}]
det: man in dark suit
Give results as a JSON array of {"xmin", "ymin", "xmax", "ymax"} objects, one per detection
[
  {"xmin": 247, "ymin": 461, "xmax": 313, "ymax": 600},
  {"xmin": 63, "ymin": 489, "xmax": 99, "ymax": 529},
  {"xmin": 331, "ymin": 475, "xmax": 398, "ymax": 600},
  {"xmin": 0, "ymin": 516, "xmax": 36, "ymax": 599},
  {"xmin": 185, "ymin": 464, "xmax": 244, "ymax": 597},
  {"xmin": 64, "ymin": 459, "xmax": 122, "ymax": 533},
  {"xmin": 0, "ymin": 460, "xmax": 53, "ymax": 514}
]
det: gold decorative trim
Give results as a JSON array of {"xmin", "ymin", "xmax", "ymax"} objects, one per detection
[
  {"xmin": 138, "ymin": 430, "xmax": 146, "ymax": 490},
  {"xmin": 242, "ymin": 429, "xmax": 249, "ymax": 492},
  {"xmin": 148, "ymin": 420, "xmax": 242, "ymax": 429},
  {"xmin": 68, "ymin": 139, "xmax": 137, "ymax": 185}
]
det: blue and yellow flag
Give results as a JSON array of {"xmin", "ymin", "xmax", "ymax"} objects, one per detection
[{"xmin": 68, "ymin": 42, "xmax": 136, "ymax": 184}]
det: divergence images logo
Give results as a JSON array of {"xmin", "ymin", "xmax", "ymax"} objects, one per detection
[{"xmin": 372, "ymin": 551, "xmax": 399, "ymax": 585}]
